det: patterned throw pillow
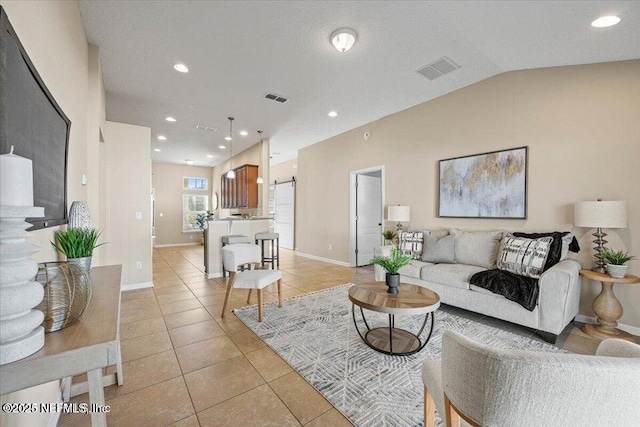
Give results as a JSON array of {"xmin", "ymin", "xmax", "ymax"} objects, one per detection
[
  {"xmin": 398, "ymin": 231, "xmax": 424, "ymax": 260},
  {"xmin": 497, "ymin": 235, "xmax": 553, "ymax": 278}
]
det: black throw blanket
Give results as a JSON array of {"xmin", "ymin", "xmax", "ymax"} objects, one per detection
[{"xmin": 470, "ymin": 232, "xmax": 580, "ymax": 311}]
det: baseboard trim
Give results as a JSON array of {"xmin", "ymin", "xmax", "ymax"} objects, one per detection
[
  {"xmin": 207, "ymin": 271, "xmax": 223, "ymax": 279},
  {"xmin": 154, "ymin": 243, "xmax": 200, "ymax": 248},
  {"xmin": 295, "ymin": 251, "xmax": 350, "ymax": 267},
  {"xmin": 121, "ymin": 281, "xmax": 154, "ymax": 292},
  {"xmin": 575, "ymin": 314, "xmax": 640, "ymax": 336}
]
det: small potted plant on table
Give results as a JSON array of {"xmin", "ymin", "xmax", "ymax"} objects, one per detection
[
  {"xmin": 51, "ymin": 228, "xmax": 105, "ymax": 271},
  {"xmin": 370, "ymin": 248, "xmax": 412, "ymax": 294},
  {"xmin": 382, "ymin": 230, "xmax": 397, "ymax": 246},
  {"xmin": 602, "ymin": 248, "xmax": 635, "ymax": 278}
]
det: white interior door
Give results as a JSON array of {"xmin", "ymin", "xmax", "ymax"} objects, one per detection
[
  {"xmin": 274, "ymin": 181, "xmax": 295, "ymax": 250},
  {"xmin": 356, "ymin": 175, "xmax": 382, "ymax": 266}
]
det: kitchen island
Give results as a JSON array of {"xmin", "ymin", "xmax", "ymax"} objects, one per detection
[{"xmin": 204, "ymin": 218, "xmax": 270, "ymax": 278}]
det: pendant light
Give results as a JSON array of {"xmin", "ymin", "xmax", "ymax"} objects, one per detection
[
  {"xmin": 256, "ymin": 130, "xmax": 264, "ymax": 184},
  {"xmin": 226, "ymin": 117, "xmax": 235, "ymax": 179}
]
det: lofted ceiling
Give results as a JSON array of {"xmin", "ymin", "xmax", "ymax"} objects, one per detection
[{"xmin": 78, "ymin": 1, "xmax": 640, "ymax": 167}]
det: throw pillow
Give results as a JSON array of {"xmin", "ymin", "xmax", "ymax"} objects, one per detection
[
  {"xmin": 421, "ymin": 233, "xmax": 455, "ymax": 263},
  {"xmin": 512, "ymin": 231, "xmax": 579, "ymax": 271},
  {"xmin": 497, "ymin": 235, "xmax": 554, "ymax": 278},
  {"xmin": 397, "ymin": 231, "xmax": 423, "ymax": 260},
  {"xmin": 449, "ymin": 229, "xmax": 505, "ymax": 269}
]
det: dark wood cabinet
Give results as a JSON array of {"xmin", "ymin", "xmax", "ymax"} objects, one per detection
[{"xmin": 221, "ymin": 164, "xmax": 259, "ymax": 208}]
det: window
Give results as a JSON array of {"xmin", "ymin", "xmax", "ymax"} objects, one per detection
[
  {"xmin": 183, "ymin": 194, "xmax": 208, "ymax": 230},
  {"xmin": 183, "ymin": 176, "xmax": 208, "ymax": 190}
]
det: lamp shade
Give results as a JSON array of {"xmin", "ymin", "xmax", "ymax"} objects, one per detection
[
  {"xmin": 387, "ymin": 205, "xmax": 410, "ymax": 222},
  {"xmin": 574, "ymin": 200, "xmax": 627, "ymax": 228}
]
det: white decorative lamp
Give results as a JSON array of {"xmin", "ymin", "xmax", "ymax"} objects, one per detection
[
  {"xmin": 387, "ymin": 205, "xmax": 410, "ymax": 233},
  {"xmin": 575, "ymin": 199, "xmax": 627, "ymax": 273},
  {"xmin": 0, "ymin": 146, "xmax": 45, "ymax": 365}
]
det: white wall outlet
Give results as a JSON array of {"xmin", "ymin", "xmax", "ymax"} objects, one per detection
[
  {"xmin": 328, "ymin": 244, "xmax": 333, "ymax": 250},
  {"xmin": 135, "ymin": 211, "xmax": 142, "ymax": 220},
  {"xmin": 136, "ymin": 261, "xmax": 142, "ymax": 270}
]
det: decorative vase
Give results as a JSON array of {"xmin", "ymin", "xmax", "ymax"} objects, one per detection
[
  {"xmin": 385, "ymin": 273, "xmax": 400, "ymax": 294},
  {"xmin": 68, "ymin": 201, "xmax": 91, "ymax": 230},
  {"xmin": 68, "ymin": 256, "xmax": 92, "ymax": 272},
  {"xmin": 606, "ymin": 264, "xmax": 627, "ymax": 279}
]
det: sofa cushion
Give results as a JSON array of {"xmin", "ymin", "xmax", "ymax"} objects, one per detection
[
  {"xmin": 450, "ymin": 229, "xmax": 505, "ymax": 269},
  {"xmin": 497, "ymin": 235, "xmax": 553, "ymax": 278},
  {"xmin": 398, "ymin": 260, "xmax": 434, "ymax": 279},
  {"xmin": 421, "ymin": 264, "xmax": 486, "ymax": 290},
  {"xmin": 398, "ymin": 231, "xmax": 424, "ymax": 260},
  {"xmin": 421, "ymin": 232, "xmax": 456, "ymax": 264}
]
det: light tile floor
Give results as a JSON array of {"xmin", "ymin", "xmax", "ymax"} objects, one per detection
[{"xmin": 59, "ymin": 246, "xmax": 630, "ymax": 426}]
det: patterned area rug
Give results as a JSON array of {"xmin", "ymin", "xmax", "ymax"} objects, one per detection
[{"xmin": 234, "ymin": 284, "xmax": 564, "ymax": 427}]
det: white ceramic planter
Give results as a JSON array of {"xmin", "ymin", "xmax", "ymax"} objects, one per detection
[{"xmin": 606, "ymin": 264, "xmax": 627, "ymax": 279}]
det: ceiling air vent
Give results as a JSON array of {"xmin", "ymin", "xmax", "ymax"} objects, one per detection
[
  {"xmin": 264, "ymin": 92, "xmax": 289, "ymax": 103},
  {"xmin": 195, "ymin": 125, "xmax": 216, "ymax": 131},
  {"xmin": 417, "ymin": 56, "xmax": 461, "ymax": 81}
]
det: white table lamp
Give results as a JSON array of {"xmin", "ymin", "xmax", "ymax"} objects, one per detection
[
  {"xmin": 575, "ymin": 199, "xmax": 627, "ymax": 272},
  {"xmin": 388, "ymin": 205, "xmax": 410, "ymax": 232}
]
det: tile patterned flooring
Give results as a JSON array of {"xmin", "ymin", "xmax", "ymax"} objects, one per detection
[{"xmin": 59, "ymin": 246, "xmax": 624, "ymax": 426}]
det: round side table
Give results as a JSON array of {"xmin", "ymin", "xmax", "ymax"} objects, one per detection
[{"xmin": 580, "ymin": 269, "xmax": 640, "ymax": 342}]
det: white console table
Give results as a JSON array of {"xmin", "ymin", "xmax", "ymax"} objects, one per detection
[{"xmin": 0, "ymin": 265, "xmax": 123, "ymax": 427}]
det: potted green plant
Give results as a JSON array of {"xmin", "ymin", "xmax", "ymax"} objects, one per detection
[
  {"xmin": 195, "ymin": 210, "xmax": 214, "ymax": 244},
  {"xmin": 369, "ymin": 248, "xmax": 412, "ymax": 294},
  {"xmin": 382, "ymin": 230, "xmax": 397, "ymax": 246},
  {"xmin": 51, "ymin": 228, "xmax": 105, "ymax": 271},
  {"xmin": 602, "ymin": 248, "xmax": 635, "ymax": 278}
]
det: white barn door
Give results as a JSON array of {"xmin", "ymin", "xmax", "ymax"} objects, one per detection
[{"xmin": 274, "ymin": 181, "xmax": 295, "ymax": 250}]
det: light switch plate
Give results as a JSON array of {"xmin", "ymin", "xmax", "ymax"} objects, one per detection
[{"xmin": 135, "ymin": 212, "xmax": 142, "ymax": 220}]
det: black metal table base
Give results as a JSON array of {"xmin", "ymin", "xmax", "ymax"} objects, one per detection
[{"xmin": 351, "ymin": 305, "xmax": 435, "ymax": 356}]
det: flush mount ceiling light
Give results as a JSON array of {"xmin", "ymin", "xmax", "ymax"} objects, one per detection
[
  {"xmin": 173, "ymin": 63, "xmax": 189, "ymax": 73},
  {"xmin": 591, "ymin": 15, "xmax": 621, "ymax": 27},
  {"xmin": 185, "ymin": 159, "xmax": 194, "ymax": 165},
  {"xmin": 165, "ymin": 116, "xmax": 176, "ymax": 122},
  {"xmin": 226, "ymin": 117, "xmax": 235, "ymax": 179},
  {"xmin": 153, "ymin": 148, "xmax": 161, "ymax": 152},
  {"xmin": 330, "ymin": 28, "xmax": 357, "ymax": 52},
  {"xmin": 328, "ymin": 111, "xmax": 338, "ymax": 117},
  {"xmin": 218, "ymin": 145, "xmax": 226, "ymax": 149},
  {"xmin": 239, "ymin": 130, "xmax": 248, "ymax": 136}
]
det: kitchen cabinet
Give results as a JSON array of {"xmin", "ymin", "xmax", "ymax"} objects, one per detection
[{"xmin": 221, "ymin": 164, "xmax": 259, "ymax": 208}]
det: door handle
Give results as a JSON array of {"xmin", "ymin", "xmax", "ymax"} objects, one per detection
[{"xmin": 378, "ymin": 223, "xmax": 382, "ymax": 226}]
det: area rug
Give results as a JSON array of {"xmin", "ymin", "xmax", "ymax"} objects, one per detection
[{"xmin": 234, "ymin": 284, "xmax": 565, "ymax": 427}]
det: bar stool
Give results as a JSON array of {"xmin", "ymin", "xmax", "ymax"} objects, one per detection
[
  {"xmin": 255, "ymin": 232, "xmax": 280, "ymax": 270},
  {"xmin": 221, "ymin": 235, "xmax": 251, "ymax": 276}
]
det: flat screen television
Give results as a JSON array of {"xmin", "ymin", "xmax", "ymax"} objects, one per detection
[{"xmin": 0, "ymin": 6, "xmax": 70, "ymax": 230}]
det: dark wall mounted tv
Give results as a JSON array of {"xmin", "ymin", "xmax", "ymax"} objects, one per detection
[{"xmin": 0, "ymin": 6, "xmax": 71, "ymax": 230}]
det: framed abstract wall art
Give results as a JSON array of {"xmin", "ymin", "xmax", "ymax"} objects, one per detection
[{"xmin": 438, "ymin": 146, "xmax": 528, "ymax": 219}]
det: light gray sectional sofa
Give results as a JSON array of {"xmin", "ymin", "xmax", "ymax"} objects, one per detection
[{"xmin": 374, "ymin": 229, "xmax": 581, "ymax": 337}]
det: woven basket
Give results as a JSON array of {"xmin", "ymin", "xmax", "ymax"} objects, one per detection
[{"xmin": 35, "ymin": 262, "xmax": 92, "ymax": 332}]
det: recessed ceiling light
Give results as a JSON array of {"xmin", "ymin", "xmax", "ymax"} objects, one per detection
[
  {"xmin": 239, "ymin": 130, "xmax": 248, "ymax": 136},
  {"xmin": 153, "ymin": 148, "xmax": 161, "ymax": 152},
  {"xmin": 173, "ymin": 63, "xmax": 189, "ymax": 73},
  {"xmin": 591, "ymin": 15, "xmax": 621, "ymax": 28},
  {"xmin": 157, "ymin": 135, "xmax": 167, "ymax": 141},
  {"xmin": 328, "ymin": 111, "xmax": 338, "ymax": 117},
  {"xmin": 330, "ymin": 28, "xmax": 357, "ymax": 52},
  {"xmin": 165, "ymin": 116, "xmax": 176, "ymax": 122},
  {"xmin": 185, "ymin": 159, "xmax": 194, "ymax": 165},
  {"xmin": 207, "ymin": 154, "xmax": 214, "ymax": 158},
  {"xmin": 224, "ymin": 136, "xmax": 232, "ymax": 141},
  {"xmin": 218, "ymin": 145, "xmax": 226, "ymax": 149}
]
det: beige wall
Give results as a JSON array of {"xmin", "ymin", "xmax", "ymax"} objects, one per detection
[
  {"xmin": 103, "ymin": 121, "xmax": 153, "ymax": 286},
  {"xmin": 152, "ymin": 163, "xmax": 214, "ymax": 246},
  {"xmin": 297, "ymin": 60, "xmax": 640, "ymax": 328},
  {"xmin": 271, "ymin": 158, "xmax": 298, "ymax": 183}
]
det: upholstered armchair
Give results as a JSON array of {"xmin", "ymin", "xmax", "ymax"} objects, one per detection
[{"xmin": 422, "ymin": 330, "xmax": 640, "ymax": 427}]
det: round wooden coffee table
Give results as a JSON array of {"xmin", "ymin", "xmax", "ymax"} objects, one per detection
[{"xmin": 348, "ymin": 283, "xmax": 440, "ymax": 356}]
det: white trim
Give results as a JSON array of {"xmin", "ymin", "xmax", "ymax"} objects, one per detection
[
  {"xmin": 295, "ymin": 251, "xmax": 350, "ymax": 267},
  {"xmin": 121, "ymin": 281, "xmax": 153, "ymax": 292},
  {"xmin": 575, "ymin": 314, "xmax": 640, "ymax": 336},
  {"xmin": 349, "ymin": 165, "xmax": 385, "ymax": 267},
  {"xmin": 154, "ymin": 243, "xmax": 200, "ymax": 248},
  {"xmin": 181, "ymin": 229, "xmax": 202, "ymax": 234},
  {"xmin": 207, "ymin": 271, "xmax": 224, "ymax": 279}
]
